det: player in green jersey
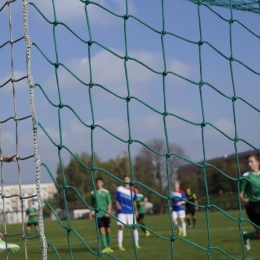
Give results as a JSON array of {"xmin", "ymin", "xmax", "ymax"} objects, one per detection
[
  {"xmin": 0, "ymin": 155, "xmax": 19, "ymax": 254},
  {"xmin": 136, "ymin": 189, "xmax": 150, "ymax": 237},
  {"xmin": 26, "ymin": 200, "xmax": 39, "ymax": 238},
  {"xmin": 240, "ymin": 154, "xmax": 260, "ymax": 250},
  {"xmin": 89, "ymin": 177, "xmax": 113, "ymax": 253}
]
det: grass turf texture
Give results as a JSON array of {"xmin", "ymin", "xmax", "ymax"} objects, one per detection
[{"xmin": 3, "ymin": 211, "xmax": 259, "ymax": 260}]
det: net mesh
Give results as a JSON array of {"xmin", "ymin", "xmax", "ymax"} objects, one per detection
[{"xmin": 0, "ymin": 0, "xmax": 259, "ymax": 259}]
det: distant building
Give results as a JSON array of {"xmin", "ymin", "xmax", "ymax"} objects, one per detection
[
  {"xmin": 177, "ymin": 149, "xmax": 260, "ymax": 193},
  {"xmin": 0, "ymin": 183, "xmax": 57, "ymax": 212}
]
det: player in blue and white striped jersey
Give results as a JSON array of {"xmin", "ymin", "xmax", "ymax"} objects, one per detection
[{"xmin": 115, "ymin": 175, "xmax": 140, "ymax": 251}]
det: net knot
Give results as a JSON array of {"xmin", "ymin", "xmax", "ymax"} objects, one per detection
[
  {"xmin": 201, "ymin": 122, "xmax": 206, "ymax": 128},
  {"xmin": 59, "ymin": 103, "xmax": 64, "ymax": 109},
  {"xmin": 163, "ymin": 71, "xmax": 168, "ymax": 76},
  {"xmin": 95, "ymin": 208, "xmax": 100, "ymax": 213},
  {"xmin": 199, "ymin": 81, "xmax": 204, "ymax": 86},
  {"xmin": 208, "ymin": 246, "xmax": 212, "ymax": 252},
  {"xmin": 30, "ymin": 84, "xmax": 35, "ymax": 89},
  {"xmin": 164, "ymin": 111, "xmax": 169, "ymax": 117},
  {"xmin": 124, "ymin": 56, "xmax": 129, "ymax": 61},
  {"xmin": 234, "ymin": 137, "xmax": 239, "ymax": 143},
  {"xmin": 126, "ymin": 96, "xmax": 131, "ymax": 102},
  {"xmin": 171, "ymin": 236, "xmax": 175, "ymax": 242},
  {"xmin": 85, "ymin": 0, "xmax": 90, "ymax": 5},
  {"xmin": 232, "ymin": 96, "xmax": 237, "ymax": 102},
  {"xmin": 91, "ymin": 167, "xmax": 96, "ymax": 172},
  {"xmin": 63, "ymin": 185, "xmax": 68, "ymax": 190},
  {"xmin": 206, "ymin": 204, "xmax": 211, "ymax": 210},
  {"xmin": 130, "ymin": 180, "xmax": 135, "ymax": 187},
  {"xmin": 238, "ymin": 217, "xmax": 242, "ymax": 223},
  {"xmin": 229, "ymin": 19, "xmax": 234, "ymax": 24},
  {"xmin": 229, "ymin": 56, "xmax": 234, "ymax": 62},
  {"xmin": 58, "ymin": 145, "xmax": 63, "ymax": 150},
  {"xmin": 132, "ymin": 224, "xmax": 137, "ymax": 229},
  {"xmin": 67, "ymin": 227, "xmax": 71, "ymax": 233},
  {"xmin": 238, "ymin": 176, "xmax": 243, "ymax": 182},
  {"xmin": 91, "ymin": 124, "xmax": 95, "ymax": 130},
  {"xmin": 88, "ymin": 41, "xmax": 93, "ymax": 46},
  {"xmin": 128, "ymin": 139, "xmax": 133, "ymax": 144},
  {"xmin": 55, "ymin": 62, "xmax": 59, "ymax": 68},
  {"xmin": 124, "ymin": 15, "xmax": 129, "ymax": 20},
  {"xmin": 161, "ymin": 30, "xmax": 166, "ymax": 36},
  {"xmin": 53, "ymin": 21, "xmax": 59, "ymax": 27},
  {"xmin": 89, "ymin": 83, "xmax": 94, "ymax": 88},
  {"xmin": 166, "ymin": 153, "xmax": 171, "ymax": 158},
  {"xmin": 198, "ymin": 41, "xmax": 203, "ymax": 46}
]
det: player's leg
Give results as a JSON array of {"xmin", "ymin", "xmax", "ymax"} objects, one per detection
[
  {"xmin": 35, "ymin": 223, "xmax": 40, "ymax": 237},
  {"xmin": 137, "ymin": 214, "xmax": 149, "ymax": 236},
  {"xmin": 186, "ymin": 210, "xmax": 191, "ymax": 228},
  {"xmin": 117, "ymin": 214, "xmax": 125, "ymax": 251},
  {"xmin": 97, "ymin": 218, "xmax": 109, "ymax": 252},
  {"xmin": 26, "ymin": 223, "xmax": 31, "ymax": 237},
  {"xmin": 104, "ymin": 217, "xmax": 113, "ymax": 252},
  {"xmin": 191, "ymin": 208, "xmax": 196, "ymax": 228},
  {"xmin": 179, "ymin": 211, "xmax": 187, "ymax": 237},
  {"xmin": 127, "ymin": 214, "xmax": 140, "ymax": 249},
  {"xmin": 172, "ymin": 211, "xmax": 182, "ymax": 235}
]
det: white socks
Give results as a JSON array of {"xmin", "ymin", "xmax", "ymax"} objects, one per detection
[
  {"xmin": 118, "ymin": 230, "xmax": 123, "ymax": 247},
  {"xmin": 182, "ymin": 222, "xmax": 186, "ymax": 235},
  {"xmin": 134, "ymin": 229, "xmax": 139, "ymax": 245},
  {"xmin": 174, "ymin": 222, "xmax": 181, "ymax": 230}
]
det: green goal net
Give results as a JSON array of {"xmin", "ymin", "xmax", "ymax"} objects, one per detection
[{"xmin": 0, "ymin": 0, "xmax": 260, "ymax": 259}]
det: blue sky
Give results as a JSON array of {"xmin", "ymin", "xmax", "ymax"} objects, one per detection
[{"xmin": 0, "ymin": 0, "xmax": 260, "ymax": 184}]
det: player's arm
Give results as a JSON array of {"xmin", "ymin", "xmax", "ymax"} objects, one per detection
[
  {"xmin": 115, "ymin": 199, "xmax": 122, "ymax": 210},
  {"xmin": 133, "ymin": 201, "xmax": 139, "ymax": 219},
  {"xmin": 105, "ymin": 193, "xmax": 112, "ymax": 217},
  {"xmin": 89, "ymin": 193, "xmax": 95, "ymax": 221},
  {"xmin": 240, "ymin": 190, "xmax": 249, "ymax": 203},
  {"xmin": 2, "ymin": 154, "xmax": 16, "ymax": 162}
]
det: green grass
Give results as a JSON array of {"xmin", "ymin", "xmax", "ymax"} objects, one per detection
[{"xmin": 3, "ymin": 211, "xmax": 259, "ymax": 260}]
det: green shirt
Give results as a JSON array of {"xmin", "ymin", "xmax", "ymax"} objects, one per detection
[
  {"xmin": 90, "ymin": 188, "xmax": 111, "ymax": 218},
  {"xmin": 240, "ymin": 171, "xmax": 260, "ymax": 202},
  {"xmin": 137, "ymin": 194, "xmax": 146, "ymax": 214},
  {"xmin": 26, "ymin": 207, "xmax": 38, "ymax": 223}
]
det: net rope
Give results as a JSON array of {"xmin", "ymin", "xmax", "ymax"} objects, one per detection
[
  {"xmin": 15, "ymin": 0, "xmax": 260, "ymax": 259},
  {"xmin": 0, "ymin": 0, "xmax": 46, "ymax": 259}
]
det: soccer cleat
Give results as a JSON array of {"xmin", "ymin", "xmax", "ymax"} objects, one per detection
[
  {"xmin": 0, "ymin": 239, "xmax": 19, "ymax": 254},
  {"xmin": 178, "ymin": 229, "xmax": 183, "ymax": 236},
  {"xmin": 119, "ymin": 247, "xmax": 126, "ymax": 251},
  {"xmin": 102, "ymin": 247, "xmax": 111, "ymax": 253},
  {"xmin": 145, "ymin": 230, "xmax": 150, "ymax": 237},
  {"xmin": 136, "ymin": 244, "xmax": 141, "ymax": 249},
  {"xmin": 243, "ymin": 232, "xmax": 251, "ymax": 251},
  {"xmin": 182, "ymin": 234, "xmax": 187, "ymax": 238},
  {"xmin": 188, "ymin": 225, "xmax": 192, "ymax": 228},
  {"xmin": 108, "ymin": 247, "xmax": 114, "ymax": 253}
]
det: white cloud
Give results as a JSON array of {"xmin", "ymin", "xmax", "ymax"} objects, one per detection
[
  {"xmin": 31, "ymin": 0, "xmax": 136, "ymax": 26},
  {"xmin": 212, "ymin": 118, "xmax": 234, "ymax": 137}
]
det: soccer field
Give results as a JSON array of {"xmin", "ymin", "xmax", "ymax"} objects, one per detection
[{"xmin": 3, "ymin": 211, "xmax": 259, "ymax": 260}]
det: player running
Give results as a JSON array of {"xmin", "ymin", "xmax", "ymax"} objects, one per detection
[
  {"xmin": 26, "ymin": 200, "xmax": 40, "ymax": 238},
  {"xmin": 185, "ymin": 187, "xmax": 198, "ymax": 228},
  {"xmin": 115, "ymin": 175, "xmax": 140, "ymax": 251},
  {"xmin": 171, "ymin": 181, "xmax": 187, "ymax": 237},
  {"xmin": 136, "ymin": 188, "xmax": 150, "ymax": 237},
  {"xmin": 89, "ymin": 177, "xmax": 113, "ymax": 253},
  {"xmin": 240, "ymin": 154, "xmax": 260, "ymax": 250}
]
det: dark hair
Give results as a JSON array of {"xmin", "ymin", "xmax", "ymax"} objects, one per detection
[
  {"xmin": 247, "ymin": 154, "xmax": 260, "ymax": 162},
  {"xmin": 95, "ymin": 177, "xmax": 103, "ymax": 182}
]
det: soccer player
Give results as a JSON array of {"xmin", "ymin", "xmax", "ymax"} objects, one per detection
[
  {"xmin": 185, "ymin": 187, "xmax": 198, "ymax": 228},
  {"xmin": 115, "ymin": 175, "xmax": 140, "ymax": 251},
  {"xmin": 171, "ymin": 181, "xmax": 187, "ymax": 237},
  {"xmin": 89, "ymin": 177, "xmax": 113, "ymax": 253},
  {"xmin": 240, "ymin": 154, "xmax": 260, "ymax": 250},
  {"xmin": 136, "ymin": 188, "xmax": 150, "ymax": 237},
  {"xmin": 0, "ymin": 154, "xmax": 19, "ymax": 254},
  {"xmin": 26, "ymin": 200, "xmax": 40, "ymax": 238}
]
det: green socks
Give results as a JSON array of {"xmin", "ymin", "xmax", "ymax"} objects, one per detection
[
  {"xmin": 101, "ymin": 234, "xmax": 108, "ymax": 248},
  {"xmin": 106, "ymin": 235, "xmax": 111, "ymax": 247},
  {"xmin": 26, "ymin": 231, "xmax": 30, "ymax": 237}
]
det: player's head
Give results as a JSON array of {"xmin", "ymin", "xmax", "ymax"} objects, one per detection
[
  {"xmin": 186, "ymin": 187, "xmax": 191, "ymax": 195},
  {"xmin": 123, "ymin": 175, "xmax": 131, "ymax": 187},
  {"xmin": 0, "ymin": 232, "xmax": 4, "ymax": 239},
  {"xmin": 173, "ymin": 181, "xmax": 180, "ymax": 191},
  {"xmin": 247, "ymin": 154, "xmax": 260, "ymax": 172},
  {"xmin": 95, "ymin": 177, "xmax": 104, "ymax": 189},
  {"xmin": 28, "ymin": 200, "xmax": 33, "ymax": 207}
]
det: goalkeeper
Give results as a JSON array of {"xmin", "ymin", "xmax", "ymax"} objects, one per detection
[{"xmin": 240, "ymin": 154, "xmax": 260, "ymax": 250}]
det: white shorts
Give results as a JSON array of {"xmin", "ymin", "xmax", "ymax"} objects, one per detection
[
  {"xmin": 172, "ymin": 210, "xmax": 186, "ymax": 219},
  {"xmin": 117, "ymin": 214, "xmax": 136, "ymax": 226}
]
